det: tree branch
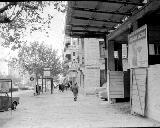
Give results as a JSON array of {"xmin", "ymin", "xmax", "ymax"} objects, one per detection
[
  {"xmin": 0, "ymin": 2, "xmax": 39, "ymax": 23},
  {"xmin": 0, "ymin": 16, "xmax": 12, "ymax": 23},
  {"xmin": 0, "ymin": 2, "xmax": 17, "ymax": 13},
  {"xmin": 24, "ymin": 4, "xmax": 38, "ymax": 10}
]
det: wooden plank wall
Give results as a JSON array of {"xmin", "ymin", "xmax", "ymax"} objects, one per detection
[
  {"xmin": 131, "ymin": 68, "xmax": 147, "ymax": 116},
  {"xmin": 109, "ymin": 71, "xmax": 124, "ymax": 98},
  {"xmin": 146, "ymin": 64, "xmax": 160, "ymax": 121}
]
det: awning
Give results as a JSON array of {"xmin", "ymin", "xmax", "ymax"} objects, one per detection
[{"xmin": 65, "ymin": 1, "xmax": 147, "ymax": 38}]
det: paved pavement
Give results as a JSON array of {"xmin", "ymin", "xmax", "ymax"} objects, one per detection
[{"xmin": 0, "ymin": 89, "xmax": 160, "ymax": 128}]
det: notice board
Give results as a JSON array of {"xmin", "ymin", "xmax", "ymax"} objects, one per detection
[{"xmin": 128, "ymin": 25, "xmax": 148, "ymax": 68}]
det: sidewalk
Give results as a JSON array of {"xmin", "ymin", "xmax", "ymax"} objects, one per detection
[{"xmin": 0, "ymin": 89, "xmax": 160, "ymax": 128}]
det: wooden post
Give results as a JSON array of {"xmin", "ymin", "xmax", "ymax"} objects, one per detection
[
  {"xmin": 108, "ymin": 40, "xmax": 115, "ymax": 71},
  {"xmin": 104, "ymin": 35, "xmax": 108, "ymax": 82},
  {"xmin": 130, "ymin": 69, "xmax": 133, "ymax": 114},
  {"xmin": 36, "ymin": 73, "xmax": 40, "ymax": 95},
  {"xmin": 108, "ymin": 40, "xmax": 116, "ymax": 103},
  {"xmin": 45, "ymin": 78, "xmax": 46, "ymax": 92},
  {"xmin": 51, "ymin": 78, "xmax": 53, "ymax": 94},
  {"xmin": 117, "ymin": 44, "xmax": 122, "ymax": 71},
  {"xmin": 42, "ymin": 76, "xmax": 43, "ymax": 93}
]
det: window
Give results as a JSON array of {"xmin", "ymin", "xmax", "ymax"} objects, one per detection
[
  {"xmin": 100, "ymin": 70, "xmax": 106, "ymax": 87},
  {"xmin": 149, "ymin": 44, "xmax": 160, "ymax": 55},
  {"xmin": 99, "ymin": 41, "xmax": 105, "ymax": 58},
  {"xmin": 148, "ymin": 43, "xmax": 160, "ymax": 65},
  {"xmin": 73, "ymin": 52, "xmax": 75, "ymax": 56},
  {"xmin": 65, "ymin": 54, "xmax": 71, "ymax": 60}
]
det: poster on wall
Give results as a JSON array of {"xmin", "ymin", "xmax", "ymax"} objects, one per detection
[
  {"xmin": 122, "ymin": 44, "xmax": 127, "ymax": 58},
  {"xmin": 128, "ymin": 24, "xmax": 148, "ymax": 68},
  {"xmin": 122, "ymin": 58, "xmax": 129, "ymax": 71}
]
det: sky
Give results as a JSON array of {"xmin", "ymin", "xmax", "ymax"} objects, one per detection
[
  {"xmin": 0, "ymin": 2, "xmax": 67, "ymax": 74},
  {"xmin": 0, "ymin": 2, "xmax": 67, "ymax": 59},
  {"xmin": 24, "ymin": 5, "xmax": 66, "ymax": 58}
]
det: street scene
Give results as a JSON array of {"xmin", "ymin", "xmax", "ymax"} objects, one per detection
[
  {"xmin": 1, "ymin": 89, "xmax": 160, "ymax": 128},
  {"xmin": 1, "ymin": 1, "xmax": 160, "ymax": 128}
]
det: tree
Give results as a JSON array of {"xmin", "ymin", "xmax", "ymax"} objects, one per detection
[
  {"xmin": 61, "ymin": 61, "xmax": 69, "ymax": 77},
  {"xmin": 17, "ymin": 41, "xmax": 62, "ymax": 79},
  {"xmin": 0, "ymin": 1, "xmax": 67, "ymax": 50}
]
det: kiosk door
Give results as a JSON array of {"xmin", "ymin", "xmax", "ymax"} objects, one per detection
[{"xmin": 131, "ymin": 68, "xmax": 147, "ymax": 116}]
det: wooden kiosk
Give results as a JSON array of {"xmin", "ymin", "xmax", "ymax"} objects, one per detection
[
  {"xmin": 107, "ymin": 38, "xmax": 130, "ymax": 103},
  {"xmin": 107, "ymin": 22, "xmax": 160, "ymax": 122}
]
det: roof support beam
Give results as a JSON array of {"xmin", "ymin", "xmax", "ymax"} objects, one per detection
[
  {"xmin": 69, "ymin": 33, "xmax": 105, "ymax": 38},
  {"xmin": 100, "ymin": 0, "xmax": 145, "ymax": 6},
  {"xmin": 67, "ymin": 24, "xmax": 114, "ymax": 30},
  {"xmin": 67, "ymin": 29, "xmax": 108, "ymax": 34},
  {"xmin": 72, "ymin": 16, "xmax": 122, "ymax": 24},
  {"xmin": 71, "ymin": 7, "xmax": 132, "ymax": 16}
]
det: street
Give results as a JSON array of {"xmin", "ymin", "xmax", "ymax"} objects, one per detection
[{"xmin": 0, "ymin": 89, "xmax": 160, "ymax": 128}]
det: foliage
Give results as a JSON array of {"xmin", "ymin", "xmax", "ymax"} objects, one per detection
[
  {"xmin": 0, "ymin": 72, "xmax": 21, "ymax": 86},
  {"xmin": 17, "ymin": 41, "xmax": 62, "ymax": 77},
  {"xmin": 0, "ymin": 1, "xmax": 67, "ymax": 50}
]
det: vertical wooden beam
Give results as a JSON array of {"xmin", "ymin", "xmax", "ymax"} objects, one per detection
[
  {"xmin": 42, "ymin": 76, "xmax": 43, "ymax": 93},
  {"xmin": 107, "ymin": 39, "xmax": 116, "ymax": 103},
  {"xmin": 51, "ymin": 78, "xmax": 53, "ymax": 94},
  {"xmin": 130, "ymin": 69, "xmax": 133, "ymax": 114},
  {"xmin": 118, "ymin": 44, "xmax": 122, "ymax": 71},
  {"xmin": 108, "ymin": 40, "xmax": 115, "ymax": 71},
  {"xmin": 45, "ymin": 78, "xmax": 46, "ymax": 92},
  {"xmin": 104, "ymin": 35, "xmax": 108, "ymax": 82}
]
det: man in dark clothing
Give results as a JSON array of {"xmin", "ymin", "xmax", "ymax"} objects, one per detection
[{"xmin": 71, "ymin": 82, "xmax": 79, "ymax": 101}]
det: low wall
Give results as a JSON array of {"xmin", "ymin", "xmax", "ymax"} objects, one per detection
[{"xmin": 146, "ymin": 64, "xmax": 160, "ymax": 122}]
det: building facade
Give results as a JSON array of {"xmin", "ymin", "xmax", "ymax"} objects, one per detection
[{"xmin": 63, "ymin": 36, "xmax": 106, "ymax": 95}]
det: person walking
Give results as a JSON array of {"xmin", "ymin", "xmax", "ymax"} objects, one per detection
[{"xmin": 71, "ymin": 82, "xmax": 79, "ymax": 101}]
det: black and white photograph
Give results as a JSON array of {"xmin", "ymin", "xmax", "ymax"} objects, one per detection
[{"xmin": 0, "ymin": 1, "xmax": 160, "ymax": 128}]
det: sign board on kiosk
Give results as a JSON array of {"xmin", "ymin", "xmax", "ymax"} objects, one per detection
[
  {"xmin": 43, "ymin": 68, "xmax": 51, "ymax": 77},
  {"xmin": 128, "ymin": 24, "xmax": 148, "ymax": 68}
]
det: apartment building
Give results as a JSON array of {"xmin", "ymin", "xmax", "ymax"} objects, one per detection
[
  {"xmin": 63, "ymin": 36, "xmax": 106, "ymax": 95},
  {"xmin": 63, "ymin": 36, "xmax": 79, "ymax": 83},
  {"xmin": 78, "ymin": 38, "xmax": 106, "ymax": 94}
]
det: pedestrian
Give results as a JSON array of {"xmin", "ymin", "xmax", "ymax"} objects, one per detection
[
  {"xmin": 71, "ymin": 82, "xmax": 79, "ymax": 101},
  {"xmin": 66, "ymin": 80, "xmax": 71, "ymax": 91},
  {"xmin": 36, "ymin": 85, "xmax": 39, "ymax": 95}
]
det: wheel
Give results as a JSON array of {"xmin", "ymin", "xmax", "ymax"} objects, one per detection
[{"xmin": 11, "ymin": 102, "xmax": 17, "ymax": 110}]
